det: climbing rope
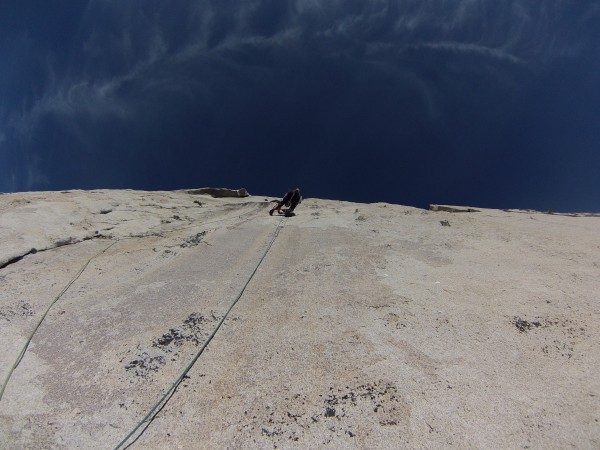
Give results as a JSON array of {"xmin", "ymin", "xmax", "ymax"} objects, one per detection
[
  {"xmin": 0, "ymin": 240, "xmax": 117, "ymax": 402},
  {"xmin": 113, "ymin": 217, "xmax": 286, "ymax": 450},
  {"xmin": 0, "ymin": 203, "xmax": 267, "ymax": 404}
]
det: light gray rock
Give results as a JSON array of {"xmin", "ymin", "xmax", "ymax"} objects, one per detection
[
  {"xmin": 185, "ymin": 187, "xmax": 249, "ymax": 198},
  {"xmin": 1, "ymin": 190, "xmax": 599, "ymax": 449}
]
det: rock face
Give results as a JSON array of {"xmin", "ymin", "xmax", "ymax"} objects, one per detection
[
  {"xmin": 185, "ymin": 187, "xmax": 249, "ymax": 198},
  {"xmin": 1, "ymin": 190, "xmax": 599, "ymax": 449}
]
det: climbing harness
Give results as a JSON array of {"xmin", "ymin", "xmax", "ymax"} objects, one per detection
[{"xmin": 113, "ymin": 217, "xmax": 286, "ymax": 450}]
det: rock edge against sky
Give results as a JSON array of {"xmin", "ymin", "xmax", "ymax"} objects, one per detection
[{"xmin": 1, "ymin": 189, "xmax": 599, "ymax": 448}]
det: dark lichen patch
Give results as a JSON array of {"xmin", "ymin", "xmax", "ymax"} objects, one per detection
[
  {"xmin": 153, "ymin": 312, "xmax": 218, "ymax": 350},
  {"xmin": 237, "ymin": 381, "xmax": 406, "ymax": 445},
  {"xmin": 321, "ymin": 382, "xmax": 403, "ymax": 426},
  {"xmin": 125, "ymin": 353, "xmax": 166, "ymax": 379},
  {"xmin": 512, "ymin": 316, "xmax": 584, "ymax": 334},
  {"xmin": 513, "ymin": 317, "xmax": 543, "ymax": 333},
  {"xmin": 381, "ymin": 312, "xmax": 408, "ymax": 329},
  {"xmin": 512, "ymin": 316, "xmax": 587, "ymax": 359},
  {"xmin": 124, "ymin": 312, "xmax": 219, "ymax": 380},
  {"xmin": 180, "ymin": 231, "xmax": 207, "ymax": 248},
  {"xmin": 0, "ymin": 301, "xmax": 34, "ymax": 322}
]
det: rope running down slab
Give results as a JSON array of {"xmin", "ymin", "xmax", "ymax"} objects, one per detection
[
  {"xmin": 114, "ymin": 217, "xmax": 286, "ymax": 450},
  {"xmin": 0, "ymin": 202, "xmax": 269, "ymax": 403},
  {"xmin": 0, "ymin": 241, "xmax": 117, "ymax": 402}
]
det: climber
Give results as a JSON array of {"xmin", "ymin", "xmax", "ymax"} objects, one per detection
[{"xmin": 269, "ymin": 188, "xmax": 302, "ymax": 217}]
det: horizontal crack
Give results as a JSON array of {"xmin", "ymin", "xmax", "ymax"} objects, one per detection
[
  {"xmin": 0, "ymin": 234, "xmax": 110, "ymax": 270},
  {"xmin": 0, "ymin": 248, "xmax": 38, "ymax": 270}
]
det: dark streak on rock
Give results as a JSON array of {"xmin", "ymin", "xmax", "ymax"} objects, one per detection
[
  {"xmin": 0, "ymin": 248, "xmax": 37, "ymax": 270},
  {"xmin": 513, "ymin": 317, "xmax": 542, "ymax": 333},
  {"xmin": 0, "ymin": 234, "xmax": 111, "ymax": 270}
]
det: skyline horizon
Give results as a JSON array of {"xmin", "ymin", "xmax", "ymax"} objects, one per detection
[{"xmin": 2, "ymin": 1, "xmax": 598, "ymax": 213}]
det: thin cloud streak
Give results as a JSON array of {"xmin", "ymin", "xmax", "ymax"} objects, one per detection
[
  {"xmin": 10, "ymin": 0, "xmax": 594, "ymax": 127},
  {"xmin": 0, "ymin": 1, "xmax": 598, "ymax": 211}
]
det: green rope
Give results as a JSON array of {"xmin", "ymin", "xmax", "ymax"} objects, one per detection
[
  {"xmin": 113, "ymin": 217, "xmax": 285, "ymax": 450},
  {"xmin": 0, "ymin": 205, "xmax": 265, "ymax": 403},
  {"xmin": 0, "ymin": 241, "xmax": 117, "ymax": 402}
]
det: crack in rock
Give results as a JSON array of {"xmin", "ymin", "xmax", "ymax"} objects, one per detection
[
  {"xmin": 0, "ymin": 248, "xmax": 38, "ymax": 270},
  {"xmin": 0, "ymin": 234, "xmax": 109, "ymax": 270}
]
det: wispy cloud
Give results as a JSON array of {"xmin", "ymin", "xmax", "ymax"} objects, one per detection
[
  {"xmin": 13, "ymin": 0, "xmax": 596, "ymax": 124},
  {"xmin": 409, "ymin": 41, "xmax": 522, "ymax": 64},
  {"xmin": 2, "ymin": 0, "xmax": 598, "ymax": 193}
]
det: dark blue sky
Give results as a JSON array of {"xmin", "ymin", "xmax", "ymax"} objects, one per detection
[{"xmin": 1, "ymin": 1, "xmax": 599, "ymax": 211}]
